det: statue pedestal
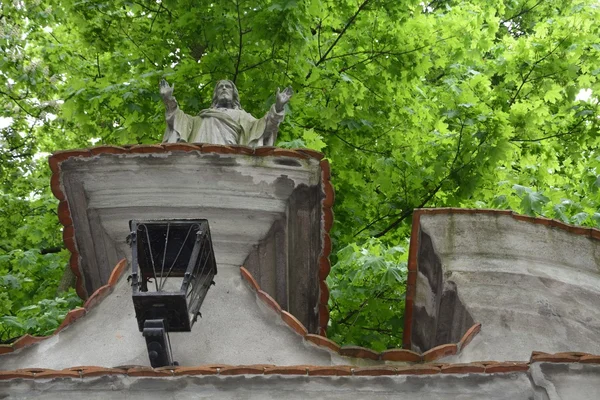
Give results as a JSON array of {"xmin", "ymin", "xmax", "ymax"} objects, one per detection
[{"xmin": 50, "ymin": 144, "xmax": 332, "ymax": 334}]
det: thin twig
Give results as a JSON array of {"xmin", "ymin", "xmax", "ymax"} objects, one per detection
[{"xmin": 232, "ymin": 0, "xmax": 244, "ymax": 84}]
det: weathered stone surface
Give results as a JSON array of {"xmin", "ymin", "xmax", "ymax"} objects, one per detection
[
  {"xmin": 411, "ymin": 211, "xmax": 600, "ymax": 362},
  {"xmin": 0, "ymin": 267, "xmax": 342, "ymax": 370},
  {"xmin": 58, "ymin": 151, "xmax": 323, "ymax": 332},
  {"xmin": 0, "ymin": 372, "xmax": 535, "ymax": 399},
  {"xmin": 530, "ymin": 361, "xmax": 600, "ymax": 400}
]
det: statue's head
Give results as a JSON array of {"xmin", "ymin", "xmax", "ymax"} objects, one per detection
[{"xmin": 211, "ymin": 80, "xmax": 242, "ymax": 110}]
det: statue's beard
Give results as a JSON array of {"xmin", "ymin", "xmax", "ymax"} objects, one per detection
[{"xmin": 216, "ymin": 96, "xmax": 234, "ymax": 109}]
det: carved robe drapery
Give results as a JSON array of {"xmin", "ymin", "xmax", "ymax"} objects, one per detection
[{"xmin": 162, "ymin": 105, "xmax": 284, "ymax": 147}]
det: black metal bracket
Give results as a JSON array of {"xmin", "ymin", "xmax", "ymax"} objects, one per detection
[{"xmin": 142, "ymin": 319, "xmax": 177, "ymax": 368}]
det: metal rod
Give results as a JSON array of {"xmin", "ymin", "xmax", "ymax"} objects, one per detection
[
  {"xmin": 142, "ymin": 224, "xmax": 159, "ymax": 292},
  {"xmin": 187, "ymin": 242, "xmax": 210, "ymax": 298},
  {"xmin": 182, "ymin": 229, "xmax": 203, "ymax": 293},
  {"xmin": 159, "ymin": 222, "xmax": 170, "ymax": 291},
  {"xmin": 161, "ymin": 224, "xmax": 194, "ymax": 287},
  {"xmin": 185, "ymin": 238, "xmax": 205, "ymax": 298}
]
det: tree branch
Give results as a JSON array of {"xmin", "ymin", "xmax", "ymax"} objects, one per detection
[
  {"xmin": 501, "ymin": 0, "xmax": 544, "ymax": 25},
  {"xmin": 372, "ymin": 120, "xmax": 481, "ymax": 238},
  {"xmin": 510, "ymin": 118, "xmax": 587, "ymax": 142},
  {"xmin": 0, "ymin": 90, "xmax": 39, "ymax": 118},
  {"xmin": 40, "ymin": 246, "xmax": 64, "ymax": 255},
  {"xmin": 317, "ymin": 0, "xmax": 371, "ymax": 66},
  {"xmin": 338, "ymin": 36, "xmax": 454, "ymax": 74},
  {"xmin": 306, "ymin": 0, "xmax": 371, "ymax": 79},
  {"xmin": 508, "ymin": 38, "xmax": 566, "ymax": 106},
  {"xmin": 232, "ymin": 0, "xmax": 244, "ymax": 84}
]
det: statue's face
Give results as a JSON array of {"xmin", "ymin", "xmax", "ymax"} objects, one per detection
[{"xmin": 216, "ymin": 81, "xmax": 234, "ymax": 104}]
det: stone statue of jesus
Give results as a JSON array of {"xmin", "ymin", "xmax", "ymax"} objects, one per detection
[{"xmin": 159, "ymin": 79, "xmax": 292, "ymax": 147}]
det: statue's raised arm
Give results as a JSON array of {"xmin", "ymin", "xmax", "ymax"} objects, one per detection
[
  {"xmin": 159, "ymin": 79, "xmax": 292, "ymax": 147},
  {"xmin": 160, "ymin": 79, "xmax": 191, "ymax": 143},
  {"xmin": 275, "ymin": 86, "xmax": 293, "ymax": 113},
  {"xmin": 159, "ymin": 79, "xmax": 177, "ymax": 114},
  {"xmin": 252, "ymin": 86, "xmax": 293, "ymax": 146}
]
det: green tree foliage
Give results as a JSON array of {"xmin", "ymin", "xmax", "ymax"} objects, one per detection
[{"xmin": 1, "ymin": 0, "xmax": 599, "ymax": 346}]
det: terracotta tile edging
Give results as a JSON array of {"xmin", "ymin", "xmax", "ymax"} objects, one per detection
[
  {"xmin": 458, "ymin": 323, "xmax": 482, "ymax": 351},
  {"xmin": 49, "ymin": 149, "xmax": 95, "ymax": 300},
  {"xmin": 3, "ymin": 352, "xmax": 600, "ymax": 380},
  {"xmin": 402, "ymin": 209, "xmax": 421, "ymax": 349},
  {"xmin": 240, "ymin": 266, "xmax": 477, "ymax": 363},
  {"xmin": 318, "ymin": 158, "xmax": 333, "ymax": 335},
  {"xmin": 413, "ymin": 207, "xmax": 600, "ymax": 242},
  {"xmin": 0, "ymin": 258, "xmax": 128, "ymax": 357}
]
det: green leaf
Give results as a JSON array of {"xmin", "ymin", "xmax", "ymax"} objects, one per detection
[
  {"xmin": 0, "ymin": 315, "xmax": 26, "ymax": 331},
  {"xmin": 513, "ymin": 185, "xmax": 549, "ymax": 216}
]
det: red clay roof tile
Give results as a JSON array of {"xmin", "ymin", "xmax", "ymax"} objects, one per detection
[
  {"xmin": 339, "ymin": 346, "xmax": 380, "ymax": 360},
  {"xmin": 441, "ymin": 363, "xmax": 485, "ymax": 374},
  {"xmin": 320, "ymin": 159, "xmax": 331, "ymax": 180},
  {"xmin": 484, "ymin": 362, "xmax": 529, "ymax": 373},
  {"xmin": 307, "ymin": 366, "xmax": 353, "ymax": 376},
  {"xmin": 297, "ymin": 149, "xmax": 324, "ymax": 160},
  {"xmin": 201, "ymin": 144, "xmax": 236, "ymax": 154},
  {"xmin": 161, "ymin": 143, "xmax": 202, "ymax": 152},
  {"xmin": 318, "ymin": 256, "xmax": 331, "ymax": 281},
  {"xmin": 50, "ymin": 173, "xmax": 65, "ymax": 202},
  {"xmin": 459, "ymin": 323, "xmax": 482, "ymax": 351},
  {"xmin": 281, "ymin": 311, "xmax": 308, "ymax": 337},
  {"xmin": 380, "ymin": 349, "xmax": 422, "ymax": 362},
  {"xmin": 579, "ymin": 355, "xmax": 600, "ymax": 364},
  {"xmin": 319, "ymin": 280, "xmax": 330, "ymax": 305},
  {"xmin": 35, "ymin": 369, "xmax": 81, "ymax": 379},
  {"xmin": 323, "ymin": 207, "xmax": 334, "ymax": 232},
  {"xmin": 219, "ymin": 366, "xmax": 265, "ymax": 375},
  {"xmin": 126, "ymin": 367, "xmax": 173, "ymax": 377},
  {"xmin": 396, "ymin": 365, "xmax": 442, "ymax": 375},
  {"xmin": 57, "ymin": 201, "xmax": 72, "ymax": 226},
  {"xmin": 322, "ymin": 180, "xmax": 335, "ymax": 208},
  {"xmin": 239, "ymin": 266, "xmax": 260, "ymax": 292},
  {"xmin": 90, "ymin": 145, "xmax": 129, "ymax": 155},
  {"xmin": 62, "ymin": 225, "xmax": 76, "ymax": 253},
  {"xmin": 108, "ymin": 259, "xmax": 128, "ymax": 287},
  {"xmin": 422, "ymin": 344, "xmax": 458, "ymax": 362},
  {"xmin": 257, "ymin": 290, "xmax": 282, "ymax": 314},
  {"xmin": 0, "ymin": 371, "xmax": 35, "ymax": 379},
  {"xmin": 304, "ymin": 334, "xmax": 341, "ymax": 353},
  {"xmin": 264, "ymin": 366, "xmax": 309, "ymax": 375},
  {"xmin": 129, "ymin": 144, "xmax": 166, "ymax": 154},
  {"xmin": 55, "ymin": 308, "xmax": 86, "ymax": 334},
  {"xmin": 531, "ymin": 353, "xmax": 580, "ymax": 363},
  {"xmin": 70, "ymin": 366, "xmax": 127, "ymax": 377},
  {"xmin": 12, "ymin": 335, "xmax": 49, "ymax": 350},
  {"xmin": 172, "ymin": 366, "xmax": 219, "ymax": 376},
  {"xmin": 271, "ymin": 148, "xmax": 308, "ymax": 159},
  {"xmin": 227, "ymin": 144, "xmax": 255, "ymax": 155},
  {"xmin": 82, "ymin": 284, "xmax": 113, "ymax": 310},
  {"xmin": 49, "ymin": 149, "xmax": 91, "ymax": 174}
]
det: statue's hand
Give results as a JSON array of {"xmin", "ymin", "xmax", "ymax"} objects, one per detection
[
  {"xmin": 159, "ymin": 79, "xmax": 175, "ymax": 100},
  {"xmin": 275, "ymin": 86, "xmax": 293, "ymax": 112}
]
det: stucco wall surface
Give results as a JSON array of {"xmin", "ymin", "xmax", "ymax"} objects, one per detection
[
  {"xmin": 0, "ymin": 373, "xmax": 534, "ymax": 400},
  {"xmin": 530, "ymin": 362, "xmax": 600, "ymax": 400},
  {"xmin": 0, "ymin": 267, "xmax": 342, "ymax": 370},
  {"xmin": 413, "ymin": 212, "xmax": 600, "ymax": 362},
  {"xmin": 59, "ymin": 152, "xmax": 321, "ymax": 294}
]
